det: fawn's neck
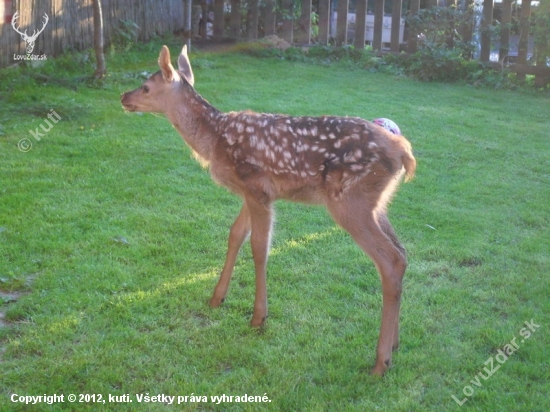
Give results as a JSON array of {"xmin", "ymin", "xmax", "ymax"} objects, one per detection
[{"xmin": 165, "ymin": 83, "xmax": 222, "ymax": 165}]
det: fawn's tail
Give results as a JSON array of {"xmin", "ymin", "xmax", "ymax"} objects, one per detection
[{"xmin": 401, "ymin": 138, "xmax": 416, "ymax": 182}]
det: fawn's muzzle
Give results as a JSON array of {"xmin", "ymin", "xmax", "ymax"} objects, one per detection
[{"xmin": 120, "ymin": 92, "xmax": 137, "ymax": 112}]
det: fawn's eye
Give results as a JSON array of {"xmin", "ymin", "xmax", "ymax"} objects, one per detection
[{"xmin": 142, "ymin": 85, "xmax": 149, "ymax": 93}]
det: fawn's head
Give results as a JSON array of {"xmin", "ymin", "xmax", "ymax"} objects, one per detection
[{"xmin": 121, "ymin": 45, "xmax": 195, "ymax": 113}]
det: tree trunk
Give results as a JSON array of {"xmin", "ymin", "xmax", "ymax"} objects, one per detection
[{"xmin": 92, "ymin": 0, "xmax": 106, "ymax": 79}]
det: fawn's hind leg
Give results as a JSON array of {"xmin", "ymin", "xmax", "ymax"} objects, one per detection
[
  {"xmin": 210, "ymin": 203, "xmax": 251, "ymax": 307},
  {"xmin": 377, "ymin": 212, "xmax": 407, "ymax": 351},
  {"xmin": 327, "ymin": 197, "xmax": 406, "ymax": 376}
]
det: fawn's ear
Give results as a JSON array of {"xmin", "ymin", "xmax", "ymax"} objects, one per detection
[
  {"xmin": 158, "ymin": 45, "xmax": 176, "ymax": 82},
  {"xmin": 177, "ymin": 45, "xmax": 195, "ymax": 86}
]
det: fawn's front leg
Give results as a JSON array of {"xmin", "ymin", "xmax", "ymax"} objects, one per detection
[
  {"xmin": 210, "ymin": 204, "xmax": 251, "ymax": 307},
  {"xmin": 246, "ymin": 197, "xmax": 273, "ymax": 327}
]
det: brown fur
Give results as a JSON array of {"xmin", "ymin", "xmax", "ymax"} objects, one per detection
[{"xmin": 121, "ymin": 45, "xmax": 416, "ymax": 375}]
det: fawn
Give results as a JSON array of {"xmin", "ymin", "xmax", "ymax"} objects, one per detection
[{"xmin": 121, "ymin": 45, "xmax": 416, "ymax": 375}]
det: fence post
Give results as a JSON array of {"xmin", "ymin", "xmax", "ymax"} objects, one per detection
[
  {"xmin": 264, "ymin": 0, "xmax": 276, "ymax": 36},
  {"xmin": 535, "ymin": 38, "xmax": 550, "ymax": 87},
  {"xmin": 213, "ymin": 0, "xmax": 224, "ymax": 39},
  {"xmin": 445, "ymin": 0, "xmax": 454, "ymax": 49},
  {"xmin": 281, "ymin": 0, "xmax": 294, "ymax": 43},
  {"xmin": 407, "ymin": 0, "xmax": 420, "ymax": 53},
  {"xmin": 296, "ymin": 0, "xmax": 312, "ymax": 44},
  {"xmin": 480, "ymin": 0, "xmax": 493, "ymax": 63},
  {"xmin": 391, "ymin": 0, "xmax": 403, "ymax": 52},
  {"xmin": 230, "ymin": 0, "xmax": 241, "ymax": 38},
  {"xmin": 318, "ymin": 0, "xmax": 331, "ymax": 45},
  {"xmin": 460, "ymin": 0, "xmax": 474, "ymax": 57},
  {"xmin": 373, "ymin": 0, "xmax": 385, "ymax": 51},
  {"xmin": 517, "ymin": 0, "xmax": 532, "ymax": 82},
  {"xmin": 355, "ymin": 0, "xmax": 367, "ymax": 50},
  {"xmin": 192, "ymin": 5, "xmax": 202, "ymax": 38},
  {"xmin": 499, "ymin": 0, "xmax": 512, "ymax": 63},
  {"xmin": 200, "ymin": 0, "xmax": 208, "ymax": 38},
  {"xmin": 184, "ymin": 0, "xmax": 192, "ymax": 49},
  {"xmin": 336, "ymin": 0, "xmax": 349, "ymax": 46},
  {"xmin": 248, "ymin": 0, "xmax": 259, "ymax": 40}
]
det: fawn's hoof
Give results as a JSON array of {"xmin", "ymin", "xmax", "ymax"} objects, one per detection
[
  {"xmin": 250, "ymin": 315, "xmax": 267, "ymax": 328},
  {"xmin": 370, "ymin": 359, "xmax": 390, "ymax": 376},
  {"xmin": 209, "ymin": 296, "xmax": 224, "ymax": 308}
]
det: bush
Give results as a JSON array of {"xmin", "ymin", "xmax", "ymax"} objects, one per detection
[
  {"xmin": 405, "ymin": 47, "xmax": 474, "ymax": 82},
  {"xmin": 237, "ymin": 30, "xmax": 525, "ymax": 89},
  {"xmin": 405, "ymin": 6, "xmax": 476, "ymax": 82}
]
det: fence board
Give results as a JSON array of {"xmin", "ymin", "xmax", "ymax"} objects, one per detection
[
  {"xmin": 247, "ymin": 0, "xmax": 259, "ymax": 41},
  {"xmin": 499, "ymin": 0, "xmax": 512, "ymax": 62},
  {"xmin": 281, "ymin": 0, "xmax": 293, "ymax": 43},
  {"xmin": 318, "ymin": 0, "xmax": 330, "ymax": 45},
  {"xmin": 354, "ymin": 0, "xmax": 367, "ymax": 49},
  {"xmin": 230, "ymin": 0, "xmax": 240, "ymax": 38},
  {"xmin": 1, "ymin": 0, "xmax": 184, "ymax": 68},
  {"xmin": 264, "ymin": 0, "xmax": 275, "ymax": 36},
  {"xmin": 391, "ymin": 0, "xmax": 402, "ymax": 52},
  {"xmin": 213, "ymin": 0, "xmax": 223, "ymax": 39},
  {"xmin": 2, "ymin": 0, "xmax": 548, "ymax": 87},
  {"xmin": 407, "ymin": 0, "xmax": 420, "ymax": 53},
  {"xmin": 296, "ymin": 0, "xmax": 311, "ymax": 44},
  {"xmin": 480, "ymin": 0, "xmax": 493, "ymax": 62},
  {"xmin": 461, "ymin": 0, "xmax": 474, "ymax": 56},
  {"xmin": 373, "ymin": 0, "xmax": 385, "ymax": 51},
  {"xmin": 517, "ymin": 0, "xmax": 532, "ymax": 82},
  {"xmin": 336, "ymin": 0, "xmax": 348, "ymax": 46}
]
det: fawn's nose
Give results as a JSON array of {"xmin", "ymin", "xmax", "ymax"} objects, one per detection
[{"xmin": 120, "ymin": 92, "xmax": 135, "ymax": 111}]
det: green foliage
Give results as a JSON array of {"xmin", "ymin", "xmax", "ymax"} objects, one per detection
[
  {"xmin": 110, "ymin": 19, "xmax": 140, "ymax": 52},
  {"xmin": 1, "ymin": 43, "xmax": 549, "ymax": 411},
  {"xmin": 407, "ymin": 5, "xmax": 475, "ymax": 56},
  {"xmin": 404, "ymin": 6, "xmax": 478, "ymax": 82},
  {"xmin": 532, "ymin": 0, "xmax": 550, "ymax": 63},
  {"xmin": 404, "ymin": 48, "xmax": 478, "ymax": 82},
  {"xmin": 237, "ymin": 43, "xmax": 379, "ymax": 68},
  {"xmin": 237, "ymin": 41, "xmax": 519, "ymax": 87},
  {"xmin": 310, "ymin": 11, "xmax": 319, "ymax": 39}
]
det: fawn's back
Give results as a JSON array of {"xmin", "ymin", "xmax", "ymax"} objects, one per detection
[{"xmin": 211, "ymin": 111, "xmax": 415, "ymax": 205}]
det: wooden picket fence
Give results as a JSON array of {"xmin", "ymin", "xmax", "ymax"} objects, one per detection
[
  {"xmin": 216, "ymin": 0, "xmax": 548, "ymax": 86},
  {"xmin": 1, "ymin": 0, "xmax": 549, "ymax": 85}
]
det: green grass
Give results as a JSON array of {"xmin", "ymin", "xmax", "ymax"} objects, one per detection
[{"xmin": 1, "ymin": 39, "xmax": 549, "ymax": 411}]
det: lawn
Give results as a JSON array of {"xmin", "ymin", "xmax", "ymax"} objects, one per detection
[{"xmin": 0, "ymin": 38, "xmax": 549, "ymax": 411}]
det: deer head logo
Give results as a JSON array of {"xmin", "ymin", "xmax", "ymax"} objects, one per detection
[{"xmin": 11, "ymin": 11, "xmax": 49, "ymax": 54}]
